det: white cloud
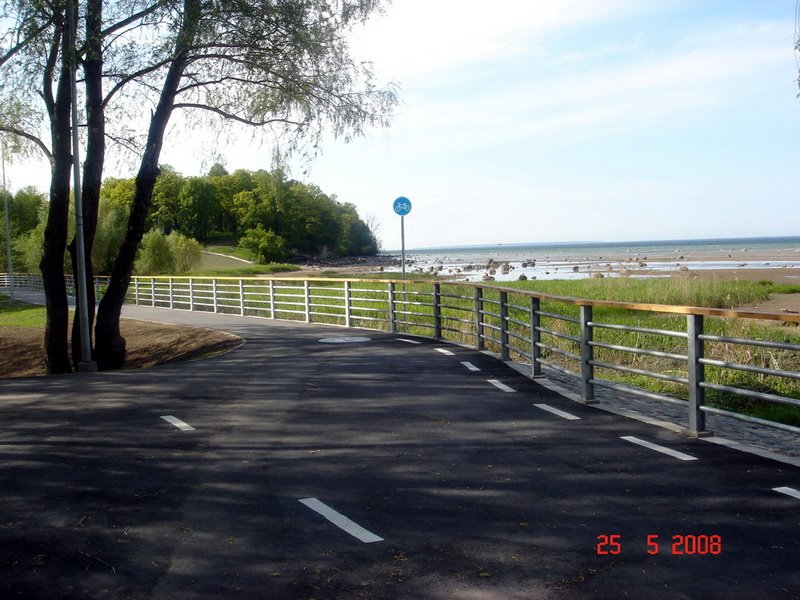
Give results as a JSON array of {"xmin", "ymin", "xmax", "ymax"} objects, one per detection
[
  {"xmin": 377, "ymin": 19, "xmax": 793, "ymax": 156},
  {"xmin": 350, "ymin": 0, "xmax": 651, "ymax": 82}
]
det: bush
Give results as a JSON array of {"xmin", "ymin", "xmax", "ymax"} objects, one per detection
[
  {"xmin": 135, "ymin": 230, "xmax": 174, "ymax": 275},
  {"xmin": 238, "ymin": 224, "xmax": 286, "ymax": 263},
  {"xmin": 167, "ymin": 231, "xmax": 202, "ymax": 273}
]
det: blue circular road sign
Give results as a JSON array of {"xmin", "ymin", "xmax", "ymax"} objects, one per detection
[{"xmin": 393, "ymin": 196, "xmax": 412, "ymax": 216}]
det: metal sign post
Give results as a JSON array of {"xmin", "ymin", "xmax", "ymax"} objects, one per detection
[
  {"xmin": 393, "ymin": 196, "xmax": 412, "ymax": 281},
  {"xmin": 68, "ymin": 0, "xmax": 97, "ymax": 372}
]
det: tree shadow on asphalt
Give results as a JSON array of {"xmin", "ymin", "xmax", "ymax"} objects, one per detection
[{"xmin": 0, "ymin": 333, "xmax": 798, "ymax": 599}]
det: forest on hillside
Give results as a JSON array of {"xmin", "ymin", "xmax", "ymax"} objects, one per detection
[{"xmin": 1, "ymin": 165, "xmax": 379, "ymax": 274}]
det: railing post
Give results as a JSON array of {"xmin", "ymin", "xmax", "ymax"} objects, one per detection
[
  {"xmin": 474, "ymin": 287, "xmax": 484, "ymax": 350},
  {"xmin": 268, "ymin": 280, "xmax": 275, "ymax": 319},
  {"xmin": 685, "ymin": 314, "xmax": 710, "ymax": 437},
  {"xmin": 188, "ymin": 277, "xmax": 194, "ymax": 311},
  {"xmin": 304, "ymin": 280, "xmax": 311, "ymax": 323},
  {"xmin": 499, "ymin": 290, "xmax": 509, "ymax": 360},
  {"xmin": 169, "ymin": 278, "xmax": 174, "ymax": 309},
  {"xmin": 433, "ymin": 283, "xmax": 442, "ymax": 340},
  {"xmin": 134, "ymin": 278, "xmax": 139, "ymax": 305},
  {"xmin": 212, "ymin": 278, "xmax": 219, "ymax": 313},
  {"xmin": 150, "ymin": 277, "xmax": 155, "ymax": 307},
  {"xmin": 239, "ymin": 279, "xmax": 245, "ymax": 316},
  {"xmin": 580, "ymin": 304, "xmax": 596, "ymax": 403},
  {"xmin": 388, "ymin": 282, "xmax": 397, "ymax": 333},
  {"xmin": 531, "ymin": 296, "xmax": 542, "ymax": 377},
  {"xmin": 344, "ymin": 281, "xmax": 352, "ymax": 327}
]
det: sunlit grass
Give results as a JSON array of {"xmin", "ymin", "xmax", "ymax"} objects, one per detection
[{"xmin": 0, "ymin": 300, "xmax": 46, "ymax": 328}]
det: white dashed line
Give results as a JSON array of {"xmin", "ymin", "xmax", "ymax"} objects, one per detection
[
  {"xmin": 396, "ymin": 338, "xmax": 421, "ymax": 344},
  {"xmin": 488, "ymin": 379, "xmax": 516, "ymax": 393},
  {"xmin": 534, "ymin": 403, "xmax": 581, "ymax": 420},
  {"xmin": 299, "ymin": 498, "xmax": 383, "ymax": 543},
  {"xmin": 461, "ymin": 361, "xmax": 481, "ymax": 372},
  {"xmin": 435, "ymin": 348, "xmax": 455, "ymax": 356},
  {"xmin": 160, "ymin": 415, "xmax": 195, "ymax": 431},
  {"xmin": 773, "ymin": 487, "xmax": 800, "ymax": 500},
  {"xmin": 621, "ymin": 436, "xmax": 697, "ymax": 461}
]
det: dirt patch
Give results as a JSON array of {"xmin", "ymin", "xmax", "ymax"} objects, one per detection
[
  {"xmin": 0, "ymin": 319, "xmax": 241, "ymax": 378},
  {"xmin": 739, "ymin": 293, "xmax": 800, "ymax": 315}
]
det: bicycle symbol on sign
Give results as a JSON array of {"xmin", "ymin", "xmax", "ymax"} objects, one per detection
[{"xmin": 393, "ymin": 197, "xmax": 412, "ymax": 216}]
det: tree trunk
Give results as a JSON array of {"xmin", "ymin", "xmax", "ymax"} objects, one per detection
[
  {"xmin": 69, "ymin": 0, "xmax": 104, "ymax": 369},
  {"xmin": 40, "ymin": 17, "xmax": 74, "ymax": 375},
  {"xmin": 95, "ymin": 0, "xmax": 201, "ymax": 370}
]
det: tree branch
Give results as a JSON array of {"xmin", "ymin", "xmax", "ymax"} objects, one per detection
[
  {"xmin": 0, "ymin": 17, "xmax": 55, "ymax": 69},
  {"xmin": 0, "ymin": 126, "xmax": 54, "ymax": 165},
  {"xmin": 100, "ymin": 2, "xmax": 166, "ymax": 39},
  {"xmin": 101, "ymin": 58, "xmax": 175, "ymax": 109},
  {"xmin": 172, "ymin": 103, "xmax": 304, "ymax": 128}
]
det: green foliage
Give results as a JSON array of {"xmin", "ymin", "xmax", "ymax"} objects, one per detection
[
  {"xmin": 8, "ymin": 196, "xmax": 47, "ymax": 272},
  {"xmin": 167, "ymin": 232, "xmax": 202, "ymax": 273},
  {"xmin": 134, "ymin": 229, "xmax": 203, "ymax": 275},
  {"xmin": 239, "ymin": 224, "xmax": 287, "ymax": 263},
  {"xmin": 93, "ymin": 196, "xmax": 130, "ymax": 274},
  {"xmin": 13, "ymin": 228, "xmax": 44, "ymax": 272},
  {"xmin": 103, "ymin": 165, "xmax": 380, "ymax": 263},
  {"xmin": 1, "ymin": 187, "xmax": 46, "ymax": 238},
  {"xmin": 135, "ymin": 230, "xmax": 175, "ymax": 275},
  {"xmin": 1, "ymin": 187, "xmax": 47, "ymax": 272}
]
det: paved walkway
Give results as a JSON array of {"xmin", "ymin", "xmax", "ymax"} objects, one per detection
[
  {"xmin": 1, "ymin": 291, "xmax": 799, "ymax": 599},
  {"xmin": 6, "ymin": 290, "xmax": 800, "ymax": 466}
]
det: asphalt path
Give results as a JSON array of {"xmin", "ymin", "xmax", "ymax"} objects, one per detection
[{"xmin": 0, "ymin": 304, "xmax": 798, "ymax": 599}]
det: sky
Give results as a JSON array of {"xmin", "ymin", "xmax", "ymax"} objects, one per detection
[{"xmin": 5, "ymin": 0, "xmax": 800, "ymax": 251}]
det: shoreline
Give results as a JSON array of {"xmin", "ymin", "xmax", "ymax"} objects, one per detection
[
  {"xmin": 290, "ymin": 253, "xmax": 800, "ymax": 315},
  {"xmin": 292, "ymin": 251, "xmax": 800, "ymax": 283}
]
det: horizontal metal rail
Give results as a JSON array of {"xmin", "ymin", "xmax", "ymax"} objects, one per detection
[
  {"xmin": 700, "ymin": 382, "xmax": 800, "ymax": 408},
  {"xmin": 536, "ymin": 341, "xmax": 581, "ymax": 362},
  {"xmin": 4, "ymin": 272, "xmax": 799, "ymax": 438},
  {"xmin": 537, "ymin": 310, "xmax": 581, "ymax": 324},
  {"xmin": 700, "ymin": 405, "xmax": 800, "ymax": 434},
  {"xmin": 536, "ymin": 326, "xmax": 580, "ymax": 344},
  {"xmin": 699, "ymin": 358, "xmax": 800, "ymax": 381},
  {"xmin": 590, "ymin": 359, "xmax": 689, "ymax": 385},
  {"xmin": 590, "ymin": 321, "xmax": 688, "ymax": 339},
  {"xmin": 589, "ymin": 341, "xmax": 687, "ymax": 362},
  {"xmin": 700, "ymin": 334, "xmax": 800, "ymax": 352}
]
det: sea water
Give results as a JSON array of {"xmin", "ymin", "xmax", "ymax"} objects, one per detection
[{"xmin": 382, "ymin": 236, "xmax": 800, "ymax": 282}]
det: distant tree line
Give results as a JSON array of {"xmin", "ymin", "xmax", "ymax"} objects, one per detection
[
  {"xmin": 1, "ymin": 186, "xmax": 200, "ymax": 276},
  {"xmin": 102, "ymin": 164, "xmax": 380, "ymax": 262},
  {"xmin": 2, "ymin": 164, "xmax": 378, "ymax": 277}
]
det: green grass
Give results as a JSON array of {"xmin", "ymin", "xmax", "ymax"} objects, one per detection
[
  {"xmin": 501, "ymin": 277, "xmax": 795, "ymax": 309},
  {"xmin": 204, "ymin": 244, "xmax": 257, "ymax": 262},
  {"xmin": 193, "ymin": 264, "xmax": 302, "ymax": 276},
  {"xmin": 0, "ymin": 300, "xmax": 46, "ymax": 328}
]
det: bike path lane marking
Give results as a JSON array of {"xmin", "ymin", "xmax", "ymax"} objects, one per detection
[
  {"xmin": 160, "ymin": 415, "xmax": 196, "ymax": 431},
  {"xmin": 621, "ymin": 435, "xmax": 697, "ymax": 461},
  {"xmin": 534, "ymin": 403, "xmax": 581, "ymax": 421},
  {"xmin": 773, "ymin": 486, "xmax": 800, "ymax": 500},
  {"xmin": 299, "ymin": 498, "xmax": 383, "ymax": 543}
]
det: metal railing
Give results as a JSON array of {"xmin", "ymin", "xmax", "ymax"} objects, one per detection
[{"xmin": 4, "ymin": 273, "xmax": 800, "ymax": 437}]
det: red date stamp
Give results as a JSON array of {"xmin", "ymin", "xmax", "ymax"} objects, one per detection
[{"xmin": 596, "ymin": 534, "xmax": 722, "ymax": 555}]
